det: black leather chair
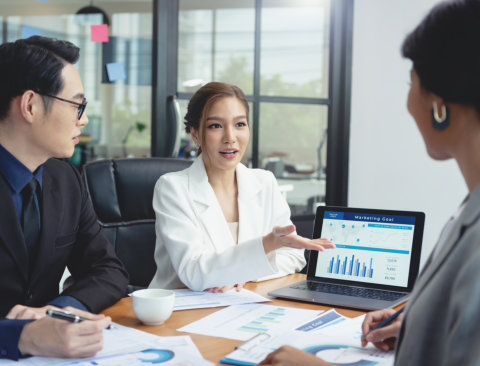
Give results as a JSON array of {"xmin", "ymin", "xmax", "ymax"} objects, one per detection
[{"xmin": 82, "ymin": 157, "xmax": 193, "ymax": 292}]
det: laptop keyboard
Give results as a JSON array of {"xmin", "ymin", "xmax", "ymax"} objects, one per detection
[{"xmin": 291, "ymin": 281, "xmax": 406, "ymax": 301}]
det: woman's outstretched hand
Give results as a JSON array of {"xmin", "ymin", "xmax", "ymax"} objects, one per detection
[
  {"xmin": 205, "ymin": 283, "xmax": 244, "ymax": 293},
  {"xmin": 263, "ymin": 225, "xmax": 335, "ymax": 254}
]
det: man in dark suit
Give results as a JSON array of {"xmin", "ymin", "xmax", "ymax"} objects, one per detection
[{"xmin": 0, "ymin": 36, "xmax": 128, "ymax": 360}]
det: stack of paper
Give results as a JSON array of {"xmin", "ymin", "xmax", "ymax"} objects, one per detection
[{"xmin": 173, "ymin": 288, "xmax": 270, "ymax": 311}]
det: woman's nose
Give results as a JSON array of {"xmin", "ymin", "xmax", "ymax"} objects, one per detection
[{"xmin": 223, "ymin": 126, "xmax": 236, "ymax": 143}]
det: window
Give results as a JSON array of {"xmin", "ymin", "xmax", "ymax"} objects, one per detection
[
  {"xmin": 2, "ymin": 0, "xmax": 352, "ymax": 209},
  {"xmin": 178, "ymin": 1, "xmax": 255, "ymax": 95},
  {"xmin": 175, "ymin": 0, "xmax": 345, "ymax": 214},
  {"xmin": 1, "ymin": 1, "xmax": 153, "ymax": 164}
]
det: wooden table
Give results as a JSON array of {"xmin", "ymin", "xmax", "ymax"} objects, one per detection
[{"xmin": 102, "ymin": 274, "xmax": 365, "ymax": 364}]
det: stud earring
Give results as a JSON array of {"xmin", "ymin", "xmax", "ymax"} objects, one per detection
[{"xmin": 431, "ymin": 101, "xmax": 450, "ymax": 131}]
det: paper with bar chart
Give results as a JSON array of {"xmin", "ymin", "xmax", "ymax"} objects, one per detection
[
  {"xmin": 178, "ymin": 304, "xmax": 323, "ymax": 340},
  {"xmin": 315, "ymin": 211, "xmax": 415, "ymax": 287},
  {"xmin": 221, "ymin": 314, "xmax": 394, "ymax": 366}
]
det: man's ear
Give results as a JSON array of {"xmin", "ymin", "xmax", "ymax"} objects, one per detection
[{"xmin": 19, "ymin": 90, "xmax": 40, "ymax": 123}]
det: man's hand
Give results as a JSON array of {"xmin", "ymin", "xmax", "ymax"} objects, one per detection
[
  {"xmin": 6, "ymin": 304, "xmax": 55, "ymax": 320},
  {"xmin": 18, "ymin": 314, "xmax": 111, "ymax": 358}
]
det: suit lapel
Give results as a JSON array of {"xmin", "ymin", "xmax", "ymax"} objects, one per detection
[
  {"xmin": 407, "ymin": 187, "xmax": 480, "ymax": 309},
  {"xmin": 30, "ymin": 163, "xmax": 61, "ymax": 281},
  {"xmin": 0, "ymin": 174, "xmax": 28, "ymax": 282},
  {"xmin": 188, "ymin": 157, "xmax": 235, "ymax": 250},
  {"xmin": 237, "ymin": 164, "xmax": 263, "ymax": 244}
]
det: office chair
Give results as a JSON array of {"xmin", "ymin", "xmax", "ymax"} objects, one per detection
[
  {"xmin": 166, "ymin": 95, "xmax": 184, "ymax": 157},
  {"xmin": 82, "ymin": 157, "xmax": 193, "ymax": 293}
]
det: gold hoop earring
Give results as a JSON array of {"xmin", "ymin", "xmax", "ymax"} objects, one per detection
[
  {"xmin": 431, "ymin": 101, "xmax": 450, "ymax": 131},
  {"xmin": 432, "ymin": 101, "xmax": 447, "ymax": 123}
]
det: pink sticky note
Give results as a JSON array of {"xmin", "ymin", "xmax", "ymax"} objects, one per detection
[{"xmin": 90, "ymin": 24, "xmax": 109, "ymax": 42}]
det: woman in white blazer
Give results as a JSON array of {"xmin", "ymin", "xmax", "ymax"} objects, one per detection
[{"xmin": 149, "ymin": 82, "xmax": 334, "ymax": 291}]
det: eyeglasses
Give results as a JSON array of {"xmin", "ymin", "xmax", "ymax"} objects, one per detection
[{"xmin": 36, "ymin": 92, "xmax": 87, "ymax": 120}]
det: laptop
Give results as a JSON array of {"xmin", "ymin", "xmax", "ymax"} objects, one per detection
[{"xmin": 269, "ymin": 206, "xmax": 425, "ymax": 310}]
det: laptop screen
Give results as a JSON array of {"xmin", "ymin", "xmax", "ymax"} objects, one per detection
[{"xmin": 308, "ymin": 206, "xmax": 425, "ymax": 292}]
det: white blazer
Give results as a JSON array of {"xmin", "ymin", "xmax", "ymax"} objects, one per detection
[{"xmin": 148, "ymin": 155, "xmax": 306, "ymax": 290}]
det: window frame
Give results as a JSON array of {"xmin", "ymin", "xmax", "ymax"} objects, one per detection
[{"xmin": 152, "ymin": 0, "xmax": 353, "ymax": 206}]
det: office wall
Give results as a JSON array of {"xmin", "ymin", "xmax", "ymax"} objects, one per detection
[{"xmin": 349, "ymin": 0, "xmax": 466, "ymax": 267}]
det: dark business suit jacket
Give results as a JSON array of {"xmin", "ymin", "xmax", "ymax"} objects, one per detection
[{"xmin": 0, "ymin": 158, "xmax": 128, "ymax": 316}]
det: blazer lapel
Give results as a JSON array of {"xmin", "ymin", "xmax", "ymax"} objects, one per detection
[
  {"xmin": 188, "ymin": 157, "xmax": 235, "ymax": 250},
  {"xmin": 407, "ymin": 187, "xmax": 480, "ymax": 309},
  {"xmin": 0, "ymin": 174, "xmax": 29, "ymax": 282},
  {"xmin": 237, "ymin": 164, "xmax": 264, "ymax": 244}
]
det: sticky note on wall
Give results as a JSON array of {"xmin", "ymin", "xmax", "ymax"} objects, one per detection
[
  {"xmin": 91, "ymin": 24, "xmax": 109, "ymax": 42},
  {"xmin": 106, "ymin": 62, "xmax": 126, "ymax": 82},
  {"xmin": 22, "ymin": 26, "xmax": 41, "ymax": 39}
]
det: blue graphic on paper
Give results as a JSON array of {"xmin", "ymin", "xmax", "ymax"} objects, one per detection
[
  {"xmin": 304, "ymin": 345, "xmax": 378, "ymax": 366},
  {"xmin": 138, "ymin": 349, "xmax": 175, "ymax": 363}
]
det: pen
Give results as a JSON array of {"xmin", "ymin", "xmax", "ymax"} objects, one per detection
[
  {"xmin": 46, "ymin": 308, "xmax": 89, "ymax": 323},
  {"xmin": 46, "ymin": 309, "xmax": 112, "ymax": 329},
  {"xmin": 366, "ymin": 307, "xmax": 405, "ymax": 337}
]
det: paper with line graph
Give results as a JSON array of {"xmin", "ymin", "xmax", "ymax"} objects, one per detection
[{"xmin": 178, "ymin": 304, "xmax": 323, "ymax": 340}]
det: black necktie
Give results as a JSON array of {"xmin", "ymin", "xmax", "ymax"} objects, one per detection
[{"xmin": 21, "ymin": 179, "xmax": 40, "ymax": 263}]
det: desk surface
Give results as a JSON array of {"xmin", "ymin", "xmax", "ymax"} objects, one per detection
[{"xmin": 102, "ymin": 273, "xmax": 365, "ymax": 364}]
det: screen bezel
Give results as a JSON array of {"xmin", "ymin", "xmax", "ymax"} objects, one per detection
[{"xmin": 307, "ymin": 205, "xmax": 425, "ymax": 292}]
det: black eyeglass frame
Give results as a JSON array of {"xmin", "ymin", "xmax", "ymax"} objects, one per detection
[{"xmin": 35, "ymin": 92, "xmax": 87, "ymax": 120}]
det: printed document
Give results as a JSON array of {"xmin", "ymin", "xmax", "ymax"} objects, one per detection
[
  {"xmin": 0, "ymin": 323, "xmax": 212, "ymax": 366},
  {"xmin": 222, "ymin": 314, "xmax": 394, "ymax": 366},
  {"xmin": 178, "ymin": 303, "xmax": 323, "ymax": 341},
  {"xmin": 173, "ymin": 288, "xmax": 270, "ymax": 311}
]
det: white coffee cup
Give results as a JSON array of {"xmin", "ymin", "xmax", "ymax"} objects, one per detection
[{"xmin": 131, "ymin": 289, "xmax": 175, "ymax": 325}]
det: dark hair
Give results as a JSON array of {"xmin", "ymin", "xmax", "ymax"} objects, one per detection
[
  {"xmin": 184, "ymin": 82, "xmax": 249, "ymax": 154},
  {"xmin": 0, "ymin": 36, "xmax": 80, "ymax": 120},
  {"xmin": 402, "ymin": 0, "xmax": 480, "ymax": 114}
]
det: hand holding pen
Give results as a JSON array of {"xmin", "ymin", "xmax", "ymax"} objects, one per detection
[
  {"xmin": 18, "ymin": 308, "xmax": 111, "ymax": 358},
  {"xmin": 361, "ymin": 307, "xmax": 405, "ymax": 351},
  {"xmin": 47, "ymin": 308, "xmax": 112, "ymax": 329}
]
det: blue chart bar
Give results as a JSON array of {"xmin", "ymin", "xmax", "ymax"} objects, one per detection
[
  {"xmin": 327, "ymin": 255, "xmax": 374, "ymax": 278},
  {"xmin": 238, "ymin": 308, "xmax": 285, "ymax": 334}
]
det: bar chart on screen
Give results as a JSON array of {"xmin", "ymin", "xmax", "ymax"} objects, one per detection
[
  {"xmin": 315, "ymin": 211, "xmax": 415, "ymax": 287},
  {"xmin": 327, "ymin": 255, "xmax": 374, "ymax": 278}
]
